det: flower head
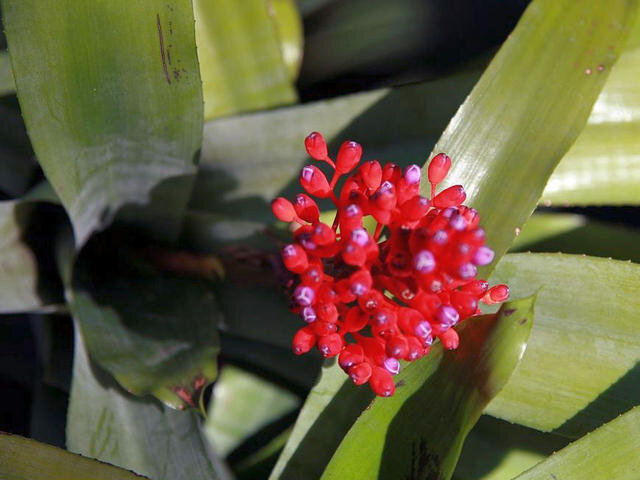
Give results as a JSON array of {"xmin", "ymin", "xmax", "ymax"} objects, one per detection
[{"xmin": 272, "ymin": 132, "xmax": 509, "ymax": 397}]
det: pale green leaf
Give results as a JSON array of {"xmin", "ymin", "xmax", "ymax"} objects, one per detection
[
  {"xmin": 510, "ymin": 213, "xmax": 586, "ymax": 251},
  {"xmin": 513, "ymin": 406, "xmax": 640, "ymax": 480},
  {"xmin": 2, "ymin": 0, "xmax": 203, "ymax": 246},
  {"xmin": 195, "ymin": 0, "xmax": 298, "ymax": 121},
  {"xmin": 488, "ymin": 253, "xmax": 640, "ymax": 437}
]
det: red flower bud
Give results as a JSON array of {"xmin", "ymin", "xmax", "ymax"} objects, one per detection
[
  {"xmin": 317, "ymin": 333, "xmax": 343, "ymax": 357},
  {"xmin": 433, "ymin": 185, "xmax": 466, "ymax": 208},
  {"xmin": 349, "ymin": 362, "xmax": 372, "ymax": 385},
  {"xmin": 300, "ymin": 165, "xmax": 331, "ymax": 197},
  {"xmin": 336, "ymin": 140, "xmax": 362, "ymax": 174},
  {"xmin": 305, "ymin": 131, "xmax": 328, "ymax": 160},
  {"xmin": 294, "ymin": 194, "xmax": 320, "ymax": 223},
  {"xmin": 359, "ymin": 160, "xmax": 382, "ymax": 191},
  {"xmin": 292, "ymin": 327, "xmax": 316, "ymax": 355},
  {"xmin": 339, "ymin": 344, "xmax": 365, "ymax": 369},
  {"xmin": 428, "ymin": 153, "xmax": 451, "ymax": 185},
  {"xmin": 271, "ymin": 197, "xmax": 296, "ymax": 222},
  {"xmin": 440, "ymin": 328, "xmax": 459, "ymax": 350},
  {"xmin": 369, "ymin": 366, "xmax": 395, "ymax": 397},
  {"xmin": 282, "ymin": 244, "xmax": 308, "ymax": 273}
]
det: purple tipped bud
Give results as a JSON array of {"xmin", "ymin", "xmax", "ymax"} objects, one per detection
[
  {"xmin": 458, "ymin": 262, "xmax": 477, "ymax": 279},
  {"xmin": 350, "ymin": 282, "xmax": 368, "ymax": 296},
  {"xmin": 299, "ymin": 236, "xmax": 316, "ymax": 250},
  {"xmin": 450, "ymin": 213, "xmax": 466, "ymax": 231},
  {"xmin": 301, "ymin": 166, "xmax": 314, "ymax": 182},
  {"xmin": 437, "ymin": 305, "xmax": 459, "ymax": 327},
  {"xmin": 283, "ymin": 244, "xmax": 297, "ymax": 257},
  {"xmin": 351, "ymin": 228, "xmax": 369, "ymax": 246},
  {"xmin": 374, "ymin": 311, "xmax": 390, "ymax": 326},
  {"xmin": 383, "ymin": 357, "xmax": 401, "ymax": 375},
  {"xmin": 345, "ymin": 204, "xmax": 361, "ymax": 217},
  {"xmin": 404, "ymin": 164, "xmax": 421, "ymax": 185},
  {"xmin": 378, "ymin": 181, "xmax": 394, "ymax": 194},
  {"xmin": 432, "ymin": 230, "xmax": 448, "ymax": 245},
  {"xmin": 302, "ymin": 306, "xmax": 316, "ymax": 323},
  {"xmin": 413, "ymin": 250, "xmax": 436, "ymax": 273},
  {"xmin": 473, "ymin": 246, "xmax": 495, "ymax": 266},
  {"xmin": 442, "ymin": 207, "xmax": 456, "ymax": 218},
  {"xmin": 414, "ymin": 320, "xmax": 432, "ymax": 338},
  {"xmin": 294, "ymin": 286, "xmax": 315, "ymax": 307}
]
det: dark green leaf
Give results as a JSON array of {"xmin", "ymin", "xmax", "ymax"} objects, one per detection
[
  {"xmin": 67, "ymin": 330, "xmax": 230, "ymax": 480},
  {"xmin": 0, "ymin": 51, "xmax": 15, "ymax": 96},
  {"xmin": 3, "ymin": 0, "xmax": 203, "ymax": 246},
  {"xmin": 0, "ymin": 432, "xmax": 148, "ymax": 480},
  {"xmin": 319, "ymin": 297, "xmax": 534, "ymax": 480},
  {"xmin": 487, "ymin": 253, "xmax": 640, "ymax": 437}
]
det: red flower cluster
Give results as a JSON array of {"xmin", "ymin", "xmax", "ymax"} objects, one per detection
[{"xmin": 272, "ymin": 132, "xmax": 509, "ymax": 397}]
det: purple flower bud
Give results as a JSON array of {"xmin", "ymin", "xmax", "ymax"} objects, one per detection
[
  {"xmin": 350, "ymin": 282, "xmax": 368, "ymax": 296},
  {"xmin": 458, "ymin": 262, "xmax": 477, "ymax": 279},
  {"xmin": 384, "ymin": 357, "xmax": 401, "ymax": 375},
  {"xmin": 301, "ymin": 166, "xmax": 314, "ymax": 182},
  {"xmin": 442, "ymin": 207, "xmax": 456, "ymax": 218},
  {"xmin": 302, "ymin": 306, "xmax": 316, "ymax": 323},
  {"xmin": 404, "ymin": 164, "xmax": 421, "ymax": 185},
  {"xmin": 351, "ymin": 228, "xmax": 369, "ymax": 246},
  {"xmin": 432, "ymin": 230, "xmax": 448, "ymax": 245},
  {"xmin": 414, "ymin": 320, "xmax": 432, "ymax": 338},
  {"xmin": 378, "ymin": 181, "xmax": 394, "ymax": 194},
  {"xmin": 299, "ymin": 235, "xmax": 316, "ymax": 250},
  {"xmin": 473, "ymin": 246, "xmax": 495, "ymax": 266},
  {"xmin": 345, "ymin": 203, "xmax": 361, "ymax": 217},
  {"xmin": 294, "ymin": 286, "xmax": 315, "ymax": 307},
  {"xmin": 283, "ymin": 244, "xmax": 296, "ymax": 257},
  {"xmin": 450, "ymin": 213, "xmax": 466, "ymax": 231},
  {"xmin": 413, "ymin": 250, "xmax": 436, "ymax": 273},
  {"xmin": 437, "ymin": 305, "xmax": 459, "ymax": 327},
  {"xmin": 374, "ymin": 311, "xmax": 389, "ymax": 326}
]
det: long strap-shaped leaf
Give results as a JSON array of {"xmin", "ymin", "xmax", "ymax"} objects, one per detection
[
  {"xmin": 429, "ymin": 0, "xmax": 638, "ymax": 265},
  {"xmin": 542, "ymin": 12, "xmax": 640, "ymax": 206},
  {"xmin": 487, "ymin": 253, "xmax": 640, "ymax": 437},
  {"xmin": 67, "ymin": 329, "xmax": 230, "ymax": 480},
  {"xmin": 512, "ymin": 405, "xmax": 640, "ymax": 480},
  {"xmin": 319, "ymin": 298, "xmax": 534, "ymax": 480},
  {"xmin": 2, "ymin": 0, "xmax": 203, "ymax": 246},
  {"xmin": 0, "ymin": 433, "xmax": 149, "ymax": 480}
]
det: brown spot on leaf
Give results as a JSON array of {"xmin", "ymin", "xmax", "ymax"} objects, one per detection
[
  {"xmin": 520, "ymin": 317, "xmax": 528, "ymax": 325},
  {"xmin": 156, "ymin": 14, "xmax": 171, "ymax": 84},
  {"xmin": 503, "ymin": 309, "xmax": 516, "ymax": 317}
]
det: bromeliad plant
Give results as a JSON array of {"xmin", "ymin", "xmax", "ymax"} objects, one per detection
[{"xmin": 1, "ymin": 1, "xmax": 640, "ymax": 480}]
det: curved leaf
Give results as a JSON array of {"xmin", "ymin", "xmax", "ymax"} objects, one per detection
[
  {"xmin": 428, "ymin": 0, "xmax": 638, "ymax": 266},
  {"xmin": 59, "ymin": 231, "xmax": 222, "ymax": 410},
  {"xmin": 487, "ymin": 253, "xmax": 640, "ymax": 437},
  {"xmin": 513, "ymin": 406, "xmax": 640, "ymax": 480},
  {"xmin": 67, "ymin": 330, "xmax": 230, "ymax": 480},
  {"xmin": 0, "ymin": 51, "xmax": 15, "ymax": 96},
  {"xmin": 542, "ymin": 13, "xmax": 640, "ymax": 206},
  {"xmin": 510, "ymin": 213, "xmax": 586, "ymax": 251},
  {"xmin": 0, "ymin": 433, "xmax": 148, "ymax": 480},
  {"xmin": 194, "ymin": 0, "xmax": 298, "ymax": 121},
  {"xmin": 2, "ymin": 0, "xmax": 203, "ymax": 246},
  {"xmin": 320, "ymin": 297, "xmax": 534, "ymax": 480}
]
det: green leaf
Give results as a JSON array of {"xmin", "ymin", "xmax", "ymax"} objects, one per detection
[
  {"xmin": 428, "ymin": 0, "xmax": 639, "ymax": 266},
  {"xmin": 453, "ymin": 416, "xmax": 569, "ymax": 480},
  {"xmin": 0, "ymin": 51, "xmax": 15, "ymax": 96},
  {"xmin": 270, "ymin": 0, "xmax": 304, "ymax": 81},
  {"xmin": 541, "ymin": 13, "xmax": 640, "ymax": 206},
  {"xmin": 190, "ymin": 71, "xmax": 479, "ymax": 220},
  {"xmin": 0, "ymin": 432, "xmax": 148, "ymax": 480},
  {"xmin": 2, "ymin": 0, "xmax": 203, "ymax": 246},
  {"xmin": 487, "ymin": 253, "xmax": 640, "ymax": 437},
  {"xmin": 59, "ymin": 231, "xmax": 222, "ymax": 410},
  {"xmin": 0, "ymin": 199, "xmax": 63, "ymax": 313},
  {"xmin": 67, "ymin": 329, "xmax": 230, "ymax": 480},
  {"xmin": 205, "ymin": 365, "xmax": 299, "ymax": 457},
  {"xmin": 513, "ymin": 406, "xmax": 640, "ymax": 480},
  {"xmin": 319, "ymin": 297, "xmax": 534, "ymax": 480},
  {"xmin": 194, "ymin": 0, "xmax": 298, "ymax": 122},
  {"xmin": 510, "ymin": 213, "xmax": 586, "ymax": 251},
  {"xmin": 512, "ymin": 217, "xmax": 640, "ymax": 263}
]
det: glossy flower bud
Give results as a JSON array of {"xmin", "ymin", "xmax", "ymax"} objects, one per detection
[
  {"xmin": 292, "ymin": 327, "xmax": 315, "ymax": 355},
  {"xmin": 271, "ymin": 197, "xmax": 296, "ymax": 222},
  {"xmin": 294, "ymin": 194, "xmax": 320, "ymax": 223},
  {"xmin": 369, "ymin": 366, "xmax": 395, "ymax": 397},
  {"xmin": 305, "ymin": 131, "xmax": 328, "ymax": 160},
  {"xmin": 427, "ymin": 153, "xmax": 451, "ymax": 184},
  {"xmin": 433, "ymin": 185, "xmax": 466, "ymax": 208},
  {"xmin": 336, "ymin": 140, "xmax": 363, "ymax": 174},
  {"xmin": 300, "ymin": 165, "xmax": 331, "ymax": 197}
]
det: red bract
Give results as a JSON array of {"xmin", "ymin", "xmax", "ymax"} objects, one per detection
[{"xmin": 272, "ymin": 132, "xmax": 509, "ymax": 397}]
